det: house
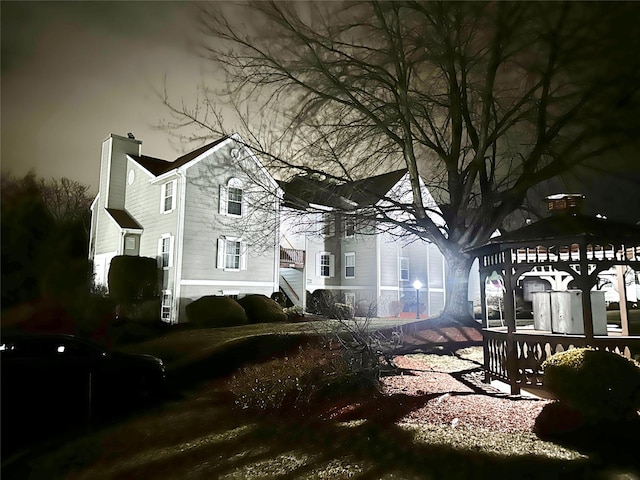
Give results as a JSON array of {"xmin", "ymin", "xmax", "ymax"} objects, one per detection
[
  {"xmin": 90, "ymin": 133, "xmax": 451, "ymax": 322},
  {"xmin": 89, "ymin": 133, "xmax": 281, "ymax": 323},
  {"xmin": 278, "ymin": 170, "xmax": 448, "ymax": 318}
]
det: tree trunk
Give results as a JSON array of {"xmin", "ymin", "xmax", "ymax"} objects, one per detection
[{"xmin": 441, "ymin": 252, "xmax": 478, "ymax": 326}]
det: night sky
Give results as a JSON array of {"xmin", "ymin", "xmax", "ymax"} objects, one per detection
[
  {"xmin": 2, "ymin": 2, "xmax": 639, "ymax": 222},
  {"xmin": 2, "ymin": 1, "xmax": 205, "ymax": 193}
]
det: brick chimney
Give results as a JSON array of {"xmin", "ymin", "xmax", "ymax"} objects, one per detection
[{"xmin": 544, "ymin": 193, "xmax": 585, "ymax": 216}]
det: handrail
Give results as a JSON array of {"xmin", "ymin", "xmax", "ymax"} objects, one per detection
[{"xmin": 279, "ymin": 274, "xmax": 300, "ymax": 301}]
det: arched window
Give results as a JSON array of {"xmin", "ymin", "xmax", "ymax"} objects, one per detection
[{"xmin": 219, "ymin": 177, "xmax": 244, "ymax": 217}]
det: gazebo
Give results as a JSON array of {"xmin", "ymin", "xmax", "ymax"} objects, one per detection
[{"xmin": 469, "ymin": 194, "xmax": 640, "ymax": 394}]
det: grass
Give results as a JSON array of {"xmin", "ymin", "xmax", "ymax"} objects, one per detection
[
  {"xmin": 3, "ymin": 321, "xmax": 638, "ymax": 479},
  {"xmin": 3, "ymin": 371, "xmax": 592, "ymax": 480}
]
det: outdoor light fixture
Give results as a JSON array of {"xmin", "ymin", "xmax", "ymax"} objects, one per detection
[{"xmin": 412, "ymin": 279, "xmax": 423, "ymax": 319}]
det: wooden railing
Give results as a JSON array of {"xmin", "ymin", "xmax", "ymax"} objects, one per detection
[
  {"xmin": 280, "ymin": 247, "xmax": 305, "ymax": 268},
  {"xmin": 483, "ymin": 329, "xmax": 640, "ymax": 391}
]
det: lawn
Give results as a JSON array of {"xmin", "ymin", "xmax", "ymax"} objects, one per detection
[{"xmin": 2, "ymin": 320, "xmax": 638, "ymax": 479}]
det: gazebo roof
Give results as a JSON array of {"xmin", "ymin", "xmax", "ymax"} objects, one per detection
[{"xmin": 486, "ymin": 214, "xmax": 640, "ymax": 247}]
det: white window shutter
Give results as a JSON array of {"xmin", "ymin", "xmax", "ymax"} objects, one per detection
[
  {"xmin": 329, "ymin": 254, "xmax": 335, "ymax": 278},
  {"xmin": 240, "ymin": 241, "xmax": 248, "ymax": 270},
  {"xmin": 216, "ymin": 238, "xmax": 225, "ymax": 269},
  {"xmin": 160, "ymin": 183, "xmax": 167, "ymax": 213},
  {"xmin": 219, "ymin": 185, "xmax": 228, "ymax": 215},
  {"xmin": 171, "ymin": 180, "xmax": 177, "ymax": 211},
  {"xmin": 168, "ymin": 235, "xmax": 174, "ymax": 268},
  {"xmin": 315, "ymin": 253, "xmax": 321, "ymax": 276},
  {"xmin": 157, "ymin": 238, "xmax": 163, "ymax": 267}
]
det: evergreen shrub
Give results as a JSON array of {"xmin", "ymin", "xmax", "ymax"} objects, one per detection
[
  {"xmin": 107, "ymin": 256, "xmax": 158, "ymax": 302},
  {"xmin": 333, "ymin": 302, "xmax": 354, "ymax": 320},
  {"xmin": 307, "ymin": 289, "xmax": 335, "ymax": 316},
  {"xmin": 238, "ymin": 294, "xmax": 287, "ymax": 323},
  {"xmin": 185, "ymin": 296, "xmax": 248, "ymax": 328},
  {"xmin": 542, "ymin": 347, "xmax": 640, "ymax": 421}
]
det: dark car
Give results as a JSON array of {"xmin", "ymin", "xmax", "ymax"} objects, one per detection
[{"xmin": 1, "ymin": 334, "xmax": 165, "ymax": 453}]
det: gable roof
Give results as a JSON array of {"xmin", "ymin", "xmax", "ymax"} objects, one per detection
[
  {"xmin": 105, "ymin": 208, "xmax": 143, "ymax": 230},
  {"xmin": 335, "ymin": 169, "xmax": 407, "ymax": 207},
  {"xmin": 128, "ymin": 136, "xmax": 230, "ymax": 177},
  {"xmin": 280, "ymin": 169, "xmax": 408, "ymax": 210}
]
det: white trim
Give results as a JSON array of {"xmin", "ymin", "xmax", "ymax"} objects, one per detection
[
  {"xmin": 380, "ymin": 286, "xmax": 400, "ymax": 291},
  {"xmin": 174, "ymin": 170, "xmax": 187, "ymax": 323},
  {"xmin": 126, "ymin": 155, "xmax": 157, "ymax": 179},
  {"xmin": 180, "ymin": 280, "xmax": 277, "ymax": 287},
  {"xmin": 308, "ymin": 202, "xmax": 333, "ymax": 212},
  {"xmin": 307, "ymin": 285, "xmax": 373, "ymax": 291},
  {"xmin": 104, "ymin": 209, "xmax": 143, "ymax": 232},
  {"xmin": 103, "ymin": 139, "xmax": 112, "ymax": 208}
]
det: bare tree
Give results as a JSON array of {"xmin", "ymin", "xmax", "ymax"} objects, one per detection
[{"xmin": 161, "ymin": 1, "xmax": 640, "ymax": 321}]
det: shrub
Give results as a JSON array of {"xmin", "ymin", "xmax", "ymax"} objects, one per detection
[
  {"xmin": 107, "ymin": 256, "xmax": 158, "ymax": 302},
  {"xmin": 307, "ymin": 289, "xmax": 334, "ymax": 316},
  {"xmin": 283, "ymin": 305, "xmax": 305, "ymax": 322},
  {"xmin": 542, "ymin": 347, "xmax": 640, "ymax": 421},
  {"xmin": 270, "ymin": 291, "xmax": 292, "ymax": 308},
  {"xmin": 355, "ymin": 299, "xmax": 376, "ymax": 317},
  {"xmin": 389, "ymin": 301, "xmax": 404, "ymax": 317},
  {"xmin": 333, "ymin": 302, "xmax": 354, "ymax": 320},
  {"xmin": 238, "ymin": 294, "xmax": 287, "ymax": 323},
  {"xmin": 228, "ymin": 344, "xmax": 379, "ymax": 414},
  {"xmin": 185, "ymin": 296, "xmax": 248, "ymax": 328},
  {"xmin": 115, "ymin": 299, "xmax": 161, "ymax": 324}
]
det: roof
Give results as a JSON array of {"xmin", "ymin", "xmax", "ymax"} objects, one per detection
[
  {"xmin": 281, "ymin": 169, "xmax": 408, "ymax": 210},
  {"xmin": 129, "ymin": 136, "xmax": 230, "ymax": 177},
  {"xmin": 105, "ymin": 208, "xmax": 143, "ymax": 230},
  {"xmin": 486, "ymin": 213, "xmax": 640, "ymax": 246}
]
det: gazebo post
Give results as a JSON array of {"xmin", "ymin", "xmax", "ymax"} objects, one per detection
[
  {"xmin": 503, "ymin": 253, "xmax": 521, "ymax": 395},
  {"xmin": 480, "ymin": 272, "xmax": 491, "ymax": 383},
  {"xmin": 617, "ymin": 265, "xmax": 630, "ymax": 337},
  {"xmin": 579, "ymin": 243, "xmax": 595, "ymax": 342}
]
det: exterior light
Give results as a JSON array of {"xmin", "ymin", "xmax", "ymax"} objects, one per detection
[{"xmin": 413, "ymin": 280, "xmax": 422, "ymax": 319}]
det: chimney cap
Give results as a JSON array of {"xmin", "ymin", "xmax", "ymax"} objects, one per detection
[
  {"xmin": 127, "ymin": 132, "xmax": 136, "ymax": 139},
  {"xmin": 544, "ymin": 193, "xmax": 585, "ymax": 201}
]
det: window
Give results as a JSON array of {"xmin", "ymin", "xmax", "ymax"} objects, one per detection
[
  {"xmin": 344, "ymin": 252, "xmax": 355, "ymax": 279},
  {"xmin": 225, "ymin": 240, "xmax": 241, "ymax": 269},
  {"xmin": 344, "ymin": 293, "xmax": 356, "ymax": 308},
  {"xmin": 217, "ymin": 238, "xmax": 247, "ymax": 270},
  {"xmin": 400, "ymin": 257, "xmax": 409, "ymax": 281},
  {"xmin": 316, "ymin": 252, "xmax": 335, "ymax": 278},
  {"xmin": 344, "ymin": 215, "xmax": 355, "ymax": 238},
  {"xmin": 161, "ymin": 180, "xmax": 176, "ymax": 213},
  {"xmin": 322, "ymin": 213, "xmax": 335, "ymax": 237},
  {"xmin": 158, "ymin": 235, "xmax": 173, "ymax": 268},
  {"xmin": 161, "ymin": 291, "xmax": 172, "ymax": 322},
  {"xmin": 124, "ymin": 235, "xmax": 136, "ymax": 252},
  {"xmin": 220, "ymin": 178, "xmax": 244, "ymax": 217}
]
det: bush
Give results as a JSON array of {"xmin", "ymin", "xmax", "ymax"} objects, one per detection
[
  {"xmin": 115, "ymin": 299, "xmax": 161, "ymax": 324},
  {"xmin": 107, "ymin": 256, "xmax": 158, "ymax": 302},
  {"xmin": 237, "ymin": 294, "xmax": 287, "ymax": 323},
  {"xmin": 542, "ymin": 347, "xmax": 640, "ymax": 421},
  {"xmin": 283, "ymin": 305, "xmax": 305, "ymax": 322},
  {"xmin": 185, "ymin": 296, "xmax": 248, "ymax": 328},
  {"xmin": 307, "ymin": 289, "xmax": 335, "ymax": 316},
  {"xmin": 333, "ymin": 303, "xmax": 354, "ymax": 320},
  {"xmin": 270, "ymin": 291, "xmax": 292, "ymax": 308},
  {"xmin": 355, "ymin": 299, "xmax": 376, "ymax": 317},
  {"xmin": 228, "ymin": 344, "xmax": 379, "ymax": 414}
]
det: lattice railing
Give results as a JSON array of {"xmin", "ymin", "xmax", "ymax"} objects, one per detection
[{"xmin": 483, "ymin": 330, "xmax": 640, "ymax": 389}]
